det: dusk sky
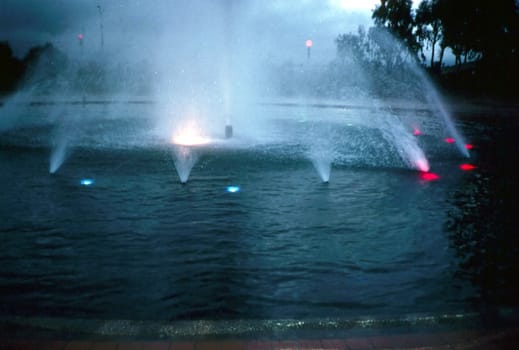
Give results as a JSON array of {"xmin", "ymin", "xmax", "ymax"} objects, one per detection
[{"xmin": 0, "ymin": 0, "xmax": 386, "ymax": 62}]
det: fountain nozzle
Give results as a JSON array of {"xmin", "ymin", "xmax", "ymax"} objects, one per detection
[{"xmin": 225, "ymin": 125, "xmax": 233, "ymax": 139}]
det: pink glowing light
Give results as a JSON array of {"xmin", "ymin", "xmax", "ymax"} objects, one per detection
[
  {"xmin": 305, "ymin": 39, "xmax": 313, "ymax": 48},
  {"xmin": 465, "ymin": 144, "xmax": 474, "ymax": 150},
  {"xmin": 77, "ymin": 33, "xmax": 84, "ymax": 41},
  {"xmin": 414, "ymin": 159, "xmax": 430, "ymax": 172},
  {"xmin": 420, "ymin": 172, "xmax": 440, "ymax": 181},
  {"xmin": 413, "ymin": 128, "xmax": 422, "ymax": 136},
  {"xmin": 444, "ymin": 137, "xmax": 455, "ymax": 143},
  {"xmin": 460, "ymin": 164, "xmax": 476, "ymax": 171}
]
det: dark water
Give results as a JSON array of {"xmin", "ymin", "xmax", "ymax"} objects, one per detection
[{"xmin": 0, "ymin": 102, "xmax": 518, "ymax": 334}]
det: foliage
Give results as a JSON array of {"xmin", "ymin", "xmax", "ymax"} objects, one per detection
[
  {"xmin": 372, "ymin": 0, "xmax": 419, "ymax": 54},
  {"xmin": 415, "ymin": 0, "xmax": 442, "ymax": 68},
  {"xmin": 0, "ymin": 42, "xmax": 25, "ymax": 94}
]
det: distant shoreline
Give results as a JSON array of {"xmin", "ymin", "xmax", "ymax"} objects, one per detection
[{"xmin": 1, "ymin": 96, "xmax": 517, "ymax": 117}]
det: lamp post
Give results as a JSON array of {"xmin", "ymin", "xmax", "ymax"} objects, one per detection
[
  {"xmin": 97, "ymin": 2, "xmax": 104, "ymax": 50},
  {"xmin": 305, "ymin": 39, "xmax": 312, "ymax": 61},
  {"xmin": 77, "ymin": 33, "xmax": 84, "ymax": 56}
]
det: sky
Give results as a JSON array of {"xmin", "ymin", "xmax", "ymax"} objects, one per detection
[{"xmin": 0, "ymin": 0, "xmax": 386, "ymax": 62}]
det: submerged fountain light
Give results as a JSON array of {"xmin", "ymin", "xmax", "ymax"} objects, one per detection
[
  {"xmin": 420, "ymin": 172, "xmax": 440, "ymax": 181},
  {"xmin": 80, "ymin": 178, "xmax": 94, "ymax": 186},
  {"xmin": 444, "ymin": 137, "xmax": 455, "ymax": 143},
  {"xmin": 465, "ymin": 144, "xmax": 474, "ymax": 150},
  {"xmin": 460, "ymin": 164, "xmax": 476, "ymax": 171},
  {"xmin": 226, "ymin": 186, "xmax": 240, "ymax": 193}
]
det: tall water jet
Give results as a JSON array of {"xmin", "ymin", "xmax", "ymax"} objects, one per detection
[
  {"xmin": 380, "ymin": 29, "xmax": 469, "ymax": 159},
  {"xmin": 49, "ymin": 135, "xmax": 69, "ymax": 174},
  {"xmin": 172, "ymin": 145, "xmax": 199, "ymax": 184},
  {"xmin": 222, "ymin": 1, "xmax": 235, "ymax": 140},
  {"xmin": 416, "ymin": 71, "xmax": 470, "ymax": 158},
  {"xmin": 307, "ymin": 124, "xmax": 335, "ymax": 183},
  {"xmin": 171, "ymin": 121, "xmax": 210, "ymax": 184},
  {"xmin": 378, "ymin": 113, "xmax": 430, "ymax": 172},
  {"xmin": 49, "ymin": 109, "xmax": 78, "ymax": 174},
  {"xmin": 310, "ymin": 149, "xmax": 333, "ymax": 183}
]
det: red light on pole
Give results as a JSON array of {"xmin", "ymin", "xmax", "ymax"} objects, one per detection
[
  {"xmin": 306, "ymin": 39, "xmax": 312, "ymax": 60},
  {"xmin": 77, "ymin": 33, "xmax": 84, "ymax": 50}
]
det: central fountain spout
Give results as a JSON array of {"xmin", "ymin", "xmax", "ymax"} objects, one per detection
[
  {"xmin": 225, "ymin": 124, "xmax": 233, "ymax": 139},
  {"xmin": 171, "ymin": 121, "xmax": 210, "ymax": 183}
]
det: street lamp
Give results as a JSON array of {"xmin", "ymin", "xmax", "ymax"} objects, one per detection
[
  {"xmin": 305, "ymin": 39, "xmax": 313, "ymax": 60},
  {"xmin": 77, "ymin": 33, "xmax": 84, "ymax": 55},
  {"xmin": 97, "ymin": 2, "xmax": 104, "ymax": 49}
]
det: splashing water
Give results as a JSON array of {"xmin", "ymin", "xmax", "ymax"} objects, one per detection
[
  {"xmin": 170, "ymin": 121, "xmax": 209, "ymax": 183},
  {"xmin": 309, "ymin": 144, "xmax": 333, "ymax": 183},
  {"xmin": 409, "ymin": 64, "xmax": 470, "ymax": 158},
  {"xmin": 172, "ymin": 145, "xmax": 199, "ymax": 184},
  {"xmin": 49, "ymin": 138, "xmax": 68, "ymax": 174},
  {"xmin": 311, "ymin": 156, "xmax": 333, "ymax": 183},
  {"xmin": 377, "ymin": 111, "xmax": 430, "ymax": 172}
]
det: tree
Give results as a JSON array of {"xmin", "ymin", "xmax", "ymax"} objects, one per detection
[
  {"xmin": 335, "ymin": 26, "xmax": 368, "ymax": 64},
  {"xmin": 415, "ymin": 0, "xmax": 443, "ymax": 69},
  {"xmin": 372, "ymin": 0, "xmax": 419, "ymax": 54},
  {"xmin": 438, "ymin": 0, "xmax": 479, "ymax": 67},
  {"xmin": 0, "ymin": 42, "xmax": 24, "ymax": 94},
  {"xmin": 438, "ymin": 0, "xmax": 518, "ymax": 67},
  {"xmin": 22, "ymin": 43, "xmax": 68, "ymax": 82}
]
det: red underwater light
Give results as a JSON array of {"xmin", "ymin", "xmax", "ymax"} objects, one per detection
[
  {"xmin": 465, "ymin": 144, "xmax": 474, "ymax": 150},
  {"xmin": 420, "ymin": 172, "xmax": 440, "ymax": 181},
  {"xmin": 413, "ymin": 128, "xmax": 422, "ymax": 136},
  {"xmin": 444, "ymin": 137, "xmax": 455, "ymax": 143},
  {"xmin": 460, "ymin": 164, "xmax": 476, "ymax": 171}
]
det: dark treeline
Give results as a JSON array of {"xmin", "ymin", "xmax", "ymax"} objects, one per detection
[
  {"xmin": 0, "ymin": 41, "xmax": 26, "ymax": 94},
  {"xmin": 0, "ymin": 41, "xmax": 154, "ymax": 97},
  {"xmin": 0, "ymin": 41, "xmax": 68, "ymax": 95},
  {"xmin": 1, "ymin": 0, "xmax": 518, "ymax": 99},
  {"xmin": 336, "ymin": 0, "xmax": 518, "ymax": 97}
]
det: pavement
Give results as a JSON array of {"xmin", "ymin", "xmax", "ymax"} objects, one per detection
[{"xmin": 2, "ymin": 327, "xmax": 519, "ymax": 349}]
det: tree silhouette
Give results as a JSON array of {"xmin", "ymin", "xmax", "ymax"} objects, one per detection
[
  {"xmin": 0, "ymin": 42, "xmax": 24, "ymax": 94},
  {"xmin": 372, "ymin": 0, "xmax": 419, "ymax": 54},
  {"xmin": 438, "ymin": 0, "xmax": 518, "ymax": 66},
  {"xmin": 415, "ymin": 0, "xmax": 443, "ymax": 69}
]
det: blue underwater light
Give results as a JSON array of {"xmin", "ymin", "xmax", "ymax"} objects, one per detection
[
  {"xmin": 80, "ymin": 178, "xmax": 95, "ymax": 186},
  {"xmin": 226, "ymin": 186, "xmax": 240, "ymax": 193}
]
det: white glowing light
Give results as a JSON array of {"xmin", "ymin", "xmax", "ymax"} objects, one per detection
[
  {"xmin": 172, "ymin": 122, "xmax": 210, "ymax": 146},
  {"xmin": 226, "ymin": 186, "xmax": 240, "ymax": 193},
  {"xmin": 80, "ymin": 179, "xmax": 94, "ymax": 186}
]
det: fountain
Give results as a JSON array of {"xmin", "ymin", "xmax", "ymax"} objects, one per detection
[
  {"xmin": 49, "ymin": 133, "xmax": 69, "ymax": 174},
  {"xmin": 0, "ymin": 1, "xmax": 470, "ymax": 184},
  {"xmin": 310, "ymin": 149, "xmax": 333, "ymax": 183},
  {"xmin": 172, "ymin": 145, "xmax": 199, "ymax": 184},
  {"xmin": 170, "ymin": 120, "xmax": 210, "ymax": 183}
]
